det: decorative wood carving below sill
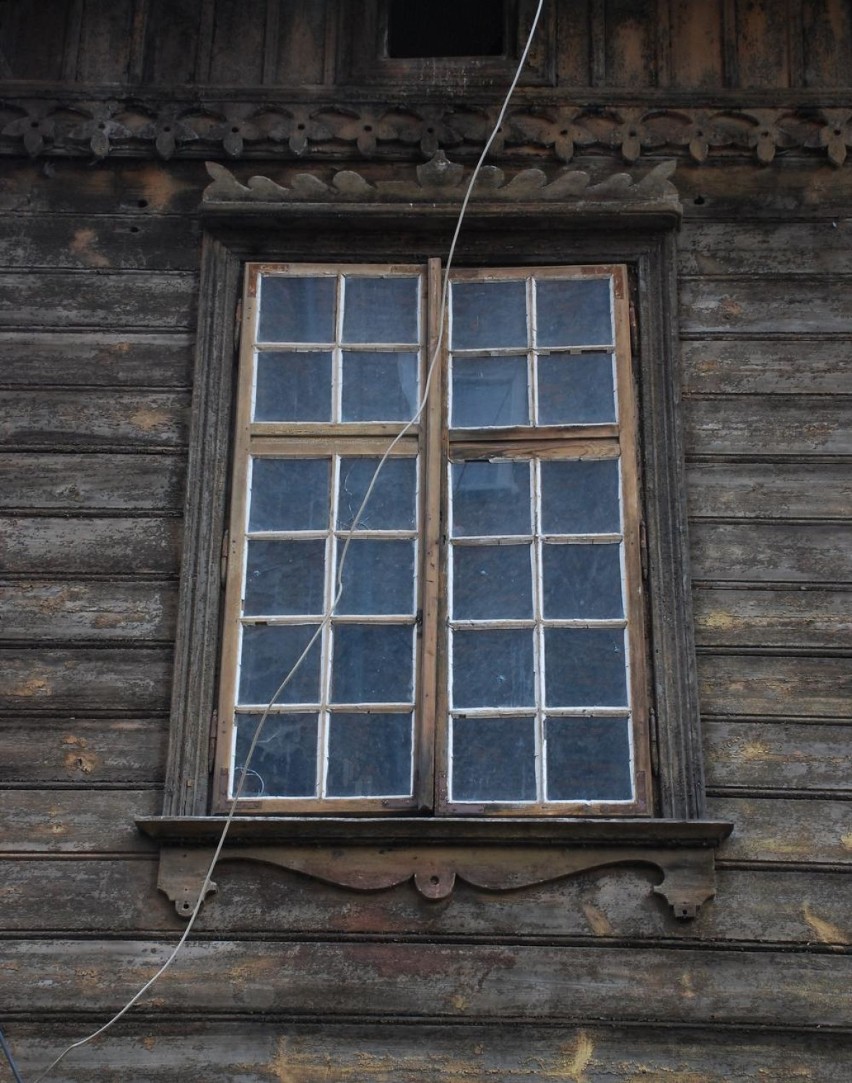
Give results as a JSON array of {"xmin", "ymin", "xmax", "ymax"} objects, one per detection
[
  {"xmin": 139, "ymin": 817, "xmax": 732, "ymax": 922},
  {"xmin": 201, "ymin": 155, "xmax": 682, "ymax": 221}
]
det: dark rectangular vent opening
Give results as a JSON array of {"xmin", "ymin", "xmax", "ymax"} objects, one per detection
[{"xmin": 387, "ymin": 0, "xmax": 506, "ymax": 58}]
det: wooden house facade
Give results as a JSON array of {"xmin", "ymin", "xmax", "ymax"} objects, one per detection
[{"xmin": 1, "ymin": 1, "xmax": 850, "ymax": 1079}]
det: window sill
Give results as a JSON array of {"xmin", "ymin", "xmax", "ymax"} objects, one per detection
[{"xmin": 137, "ymin": 816, "xmax": 732, "ymax": 921}]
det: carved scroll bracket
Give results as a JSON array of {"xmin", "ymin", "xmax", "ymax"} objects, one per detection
[{"xmin": 142, "ymin": 818, "xmax": 732, "ymax": 922}]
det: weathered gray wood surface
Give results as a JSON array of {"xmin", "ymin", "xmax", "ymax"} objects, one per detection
[
  {"xmin": 0, "ymin": 580, "xmax": 176, "ymax": 641},
  {"xmin": 0, "ymin": 332, "xmax": 194, "ymax": 386},
  {"xmin": 0, "ymin": 517, "xmax": 181, "ymax": 575},
  {"xmin": 690, "ymin": 521, "xmax": 852, "ymax": 583},
  {"xmin": 0, "ymin": 454, "xmax": 185, "ymax": 511},
  {"xmin": 0, "ymin": 938, "xmax": 848, "ymax": 1027},
  {"xmin": 5, "ymin": 1022, "xmax": 850, "ymax": 1083}
]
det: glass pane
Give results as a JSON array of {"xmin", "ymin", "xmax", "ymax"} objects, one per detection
[
  {"xmin": 341, "ymin": 350, "xmax": 418, "ymax": 422},
  {"xmin": 452, "ymin": 628, "xmax": 535, "ymax": 708},
  {"xmin": 254, "ymin": 351, "xmax": 332, "ymax": 422},
  {"xmin": 451, "ymin": 280, "xmax": 527, "ymax": 349},
  {"xmin": 542, "ymin": 543, "xmax": 624, "ymax": 619},
  {"xmin": 451, "ymin": 461, "xmax": 530, "ymax": 537},
  {"xmin": 452, "ymin": 544, "xmax": 532, "ymax": 620},
  {"xmin": 545, "ymin": 627, "xmax": 628, "ymax": 707},
  {"xmin": 451, "ymin": 355, "xmax": 528, "ymax": 428},
  {"xmin": 259, "ymin": 275, "xmax": 335, "ymax": 343},
  {"xmin": 337, "ymin": 457, "xmax": 416, "ymax": 531},
  {"xmin": 546, "ymin": 715, "xmax": 632, "ymax": 801},
  {"xmin": 537, "ymin": 353, "xmax": 616, "ymax": 425},
  {"xmin": 451, "ymin": 716, "xmax": 536, "ymax": 802},
  {"xmin": 540, "ymin": 459, "xmax": 620, "ymax": 535},
  {"xmin": 336, "ymin": 539, "xmax": 415, "ymax": 615},
  {"xmin": 244, "ymin": 539, "xmax": 326, "ymax": 616},
  {"xmin": 536, "ymin": 278, "xmax": 612, "ymax": 347},
  {"xmin": 326, "ymin": 712, "xmax": 412, "ymax": 796},
  {"xmin": 342, "ymin": 276, "xmax": 419, "ymax": 343},
  {"xmin": 238, "ymin": 623, "xmax": 322, "ymax": 705},
  {"xmin": 234, "ymin": 712, "xmax": 318, "ymax": 798},
  {"xmin": 248, "ymin": 458, "xmax": 329, "ymax": 532},
  {"xmin": 331, "ymin": 624, "xmax": 414, "ymax": 703}
]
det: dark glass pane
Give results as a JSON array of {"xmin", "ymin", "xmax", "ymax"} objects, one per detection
[
  {"xmin": 259, "ymin": 276, "xmax": 335, "ymax": 343},
  {"xmin": 244, "ymin": 539, "xmax": 326, "ymax": 616},
  {"xmin": 248, "ymin": 458, "xmax": 329, "ymax": 532},
  {"xmin": 452, "ymin": 628, "xmax": 535, "ymax": 708},
  {"xmin": 451, "ymin": 461, "xmax": 530, "ymax": 537},
  {"xmin": 452, "ymin": 544, "xmax": 532, "ymax": 620},
  {"xmin": 545, "ymin": 627, "xmax": 628, "ymax": 707},
  {"xmin": 388, "ymin": 0, "xmax": 505, "ymax": 58},
  {"xmin": 451, "ymin": 716, "xmax": 536, "ymax": 801},
  {"xmin": 537, "ymin": 352, "xmax": 616, "ymax": 425},
  {"xmin": 536, "ymin": 278, "xmax": 612, "ymax": 348},
  {"xmin": 238, "ymin": 623, "xmax": 322, "ymax": 705},
  {"xmin": 452, "ymin": 355, "xmax": 528, "ymax": 428},
  {"xmin": 331, "ymin": 624, "xmax": 414, "ymax": 703},
  {"xmin": 326, "ymin": 712, "xmax": 412, "ymax": 796},
  {"xmin": 336, "ymin": 539, "xmax": 415, "ymax": 615},
  {"xmin": 542, "ymin": 543, "xmax": 623, "ymax": 619},
  {"xmin": 342, "ymin": 276, "xmax": 419, "ymax": 343},
  {"xmin": 234, "ymin": 713, "xmax": 318, "ymax": 798},
  {"xmin": 341, "ymin": 350, "xmax": 418, "ymax": 422},
  {"xmin": 546, "ymin": 715, "xmax": 632, "ymax": 801},
  {"xmin": 254, "ymin": 351, "xmax": 332, "ymax": 422},
  {"xmin": 337, "ymin": 457, "xmax": 416, "ymax": 531},
  {"xmin": 451, "ymin": 280, "xmax": 527, "ymax": 349},
  {"xmin": 540, "ymin": 459, "xmax": 620, "ymax": 535}
]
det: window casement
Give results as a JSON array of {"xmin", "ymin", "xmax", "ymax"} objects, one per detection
[
  {"xmin": 138, "ymin": 183, "xmax": 732, "ymax": 919},
  {"xmin": 215, "ymin": 261, "xmax": 652, "ymax": 816}
]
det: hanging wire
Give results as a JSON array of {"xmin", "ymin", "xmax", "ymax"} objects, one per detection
[
  {"xmin": 29, "ymin": 4, "xmax": 546, "ymax": 1080},
  {"xmin": 1, "ymin": 1026, "xmax": 25, "ymax": 1083}
]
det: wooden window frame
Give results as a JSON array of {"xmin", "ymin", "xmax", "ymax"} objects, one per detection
[
  {"xmin": 214, "ymin": 260, "xmax": 651, "ymax": 817},
  {"xmin": 138, "ymin": 196, "xmax": 731, "ymax": 921}
]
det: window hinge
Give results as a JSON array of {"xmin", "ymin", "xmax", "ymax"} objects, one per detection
[
  {"xmin": 629, "ymin": 300, "xmax": 639, "ymax": 356},
  {"xmin": 639, "ymin": 520, "xmax": 649, "ymax": 580},
  {"xmin": 649, "ymin": 706, "xmax": 660, "ymax": 777},
  {"xmin": 233, "ymin": 300, "xmax": 243, "ymax": 354},
  {"xmin": 220, "ymin": 529, "xmax": 230, "ymax": 586},
  {"xmin": 208, "ymin": 710, "xmax": 218, "ymax": 773}
]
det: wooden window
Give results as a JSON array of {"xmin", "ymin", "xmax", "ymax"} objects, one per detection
[{"xmin": 213, "ymin": 261, "xmax": 651, "ymax": 816}]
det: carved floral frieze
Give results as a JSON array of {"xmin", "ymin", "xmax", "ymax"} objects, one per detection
[{"xmin": 0, "ymin": 97, "xmax": 849, "ymax": 166}]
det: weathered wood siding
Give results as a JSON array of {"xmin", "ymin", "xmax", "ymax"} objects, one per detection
[{"xmin": 0, "ymin": 1, "xmax": 850, "ymax": 1080}]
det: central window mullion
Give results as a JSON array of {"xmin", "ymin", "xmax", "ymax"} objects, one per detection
[
  {"xmin": 317, "ymin": 453, "xmax": 341, "ymax": 798},
  {"xmin": 530, "ymin": 456, "xmax": 545, "ymax": 805}
]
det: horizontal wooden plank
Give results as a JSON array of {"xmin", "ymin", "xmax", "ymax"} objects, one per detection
[
  {"xmin": 0, "ymin": 647, "xmax": 172, "ymax": 712},
  {"xmin": 709, "ymin": 795, "xmax": 852, "ymax": 865},
  {"xmin": 676, "ymin": 160, "xmax": 852, "ymax": 219},
  {"xmin": 0, "ymin": 159, "xmax": 207, "ymax": 216},
  {"xmin": 688, "ymin": 463, "xmax": 852, "ymax": 520},
  {"xmin": 3, "ymin": 858, "xmax": 850, "ymax": 950},
  {"xmin": 0, "ymin": 389, "xmax": 189, "ymax": 449},
  {"xmin": 699, "ymin": 653, "xmax": 852, "ymax": 718},
  {"xmin": 0, "ymin": 453, "xmax": 186, "ymax": 511},
  {"xmin": 693, "ymin": 587, "xmax": 852, "ymax": 648},
  {"xmin": 4, "ymin": 1022, "xmax": 851, "ymax": 1083},
  {"xmin": 0, "ymin": 271, "xmax": 197, "ymax": 330},
  {"xmin": 0, "ymin": 789, "xmax": 159, "ymax": 853},
  {"xmin": 679, "ymin": 276, "xmax": 852, "ymax": 335},
  {"xmin": 0, "ymin": 717, "xmax": 166, "ymax": 783},
  {"xmin": 705, "ymin": 719, "xmax": 852, "ymax": 792},
  {"xmin": 0, "ymin": 516, "xmax": 181, "ymax": 575},
  {"xmin": 0, "ymin": 580, "xmax": 177, "ymax": 642},
  {"xmin": 0, "ymin": 937, "xmax": 847, "ymax": 1027},
  {"xmin": 677, "ymin": 219, "xmax": 852, "ymax": 276},
  {"xmin": 685, "ymin": 396, "xmax": 852, "ymax": 457},
  {"xmin": 0, "ymin": 214, "xmax": 201, "ymax": 271},
  {"xmin": 680, "ymin": 338, "xmax": 852, "ymax": 396},
  {"xmin": 0, "ymin": 332, "xmax": 194, "ymax": 387},
  {"xmin": 690, "ymin": 521, "xmax": 852, "ymax": 583}
]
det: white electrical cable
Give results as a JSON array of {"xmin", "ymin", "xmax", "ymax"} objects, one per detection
[{"xmin": 30, "ymin": 4, "xmax": 545, "ymax": 1079}]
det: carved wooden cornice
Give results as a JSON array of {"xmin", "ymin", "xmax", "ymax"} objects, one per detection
[
  {"xmin": 201, "ymin": 156, "xmax": 682, "ymax": 220},
  {"xmin": 1, "ymin": 97, "xmax": 850, "ymax": 166}
]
